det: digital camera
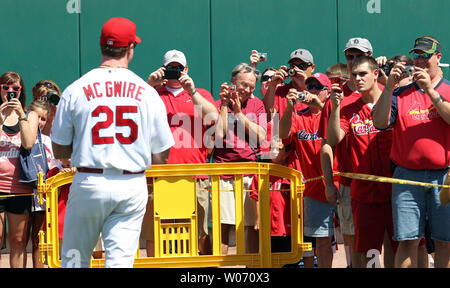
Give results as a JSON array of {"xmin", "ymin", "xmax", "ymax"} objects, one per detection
[
  {"xmin": 163, "ymin": 65, "xmax": 183, "ymax": 80},
  {"xmin": 6, "ymin": 91, "xmax": 17, "ymax": 102},
  {"xmin": 258, "ymin": 53, "xmax": 267, "ymax": 62},
  {"xmin": 296, "ymin": 91, "xmax": 306, "ymax": 102},
  {"xmin": 402, "ymin": 65, "xmax": 415, "ymax": 76},
  {"xmin": 46, "ymin": 91, "xmax": 60, "ymax": 106},
  {"xmin": 288, "ymin": 69, "xmax": 296, "ymax": 77},
  {"xmin": 380, "ymin": 63, "xmax": 394, "ymax": 76}
]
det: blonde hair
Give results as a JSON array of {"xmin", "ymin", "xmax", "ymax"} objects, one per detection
[
  {"xmin": 27, "ymin": 99, "xmax": 50, "ymax": 114},
  {"xmin": 326, "ymin": 63, "xmax": 349, "ymax": 79}
]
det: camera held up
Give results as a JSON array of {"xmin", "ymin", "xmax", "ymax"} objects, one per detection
[
  {"xmin": 6, "ymin": 91, "xmax": 17, "ymax": 102},
  {"xmin": 258, "ymin": 53, "xmax": 267, "ymax": 62},
  {"xmin": 296, "ymin": 91, "xmax": 307, "ymax": 102}
]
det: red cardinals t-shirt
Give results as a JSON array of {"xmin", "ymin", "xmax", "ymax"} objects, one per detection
[
  {"xmin": 388, "ymin": 80, "xmax": 450, "ymax": 169},
  {"xmin": 340, "ymin": 97, "xmax": 393, "ymax": 203},
  {"xmin": 283, "ymin": 109, "xmax": 339, "ymax": 202}
]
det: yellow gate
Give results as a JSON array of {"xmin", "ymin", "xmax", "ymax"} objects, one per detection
[{"xmin": 37, "ymin": 163, "xmax": 311, "ymax": 268}]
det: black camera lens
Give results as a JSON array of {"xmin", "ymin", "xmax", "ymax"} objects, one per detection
[{"xmin": 47, "ymin": 91, "xmax": 60, "ymax": 106}]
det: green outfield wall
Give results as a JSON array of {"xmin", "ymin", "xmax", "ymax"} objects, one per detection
[{"xmin": 1, "ymin": 0, "xmax": 449, "ymax": 103}]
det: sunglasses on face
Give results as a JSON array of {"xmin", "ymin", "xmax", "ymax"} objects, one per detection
[
  {"xmin": 2, "ymin": 84, "xmax": 21, "ymax": 92},
  {"xmin": 412, "ymin": 52, "xmax": 434, "ymax": 60},
  {"xmin": 290, "ymin": 63, "xmax": 311, "ymax": 71},
  {"xmin": 261, "ymin": 75, "xmax": 273, "ymax": 82},
  {"xmin": 329, "ymin": 77, "xmax": 347, "ymax": 84},
  {"xmin": 306, "ymin": 83, "xmax": 325, "ymax": 91}
]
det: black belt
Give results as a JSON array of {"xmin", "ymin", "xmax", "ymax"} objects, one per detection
[{"xmin": 77, "ymin": 167, "xmax": 145, "ymax": 175}]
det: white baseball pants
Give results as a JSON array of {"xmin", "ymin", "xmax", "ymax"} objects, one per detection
[{"xmin": 61, "ymin": 170, "xmax": 148, "ymax": 268}]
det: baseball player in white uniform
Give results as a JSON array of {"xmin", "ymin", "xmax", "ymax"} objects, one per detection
[{"xmin": 51, "ymin": 17, "xmax": 174, "ymax": 268}]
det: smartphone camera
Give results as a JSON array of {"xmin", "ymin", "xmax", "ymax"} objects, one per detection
[{"xmin": 6, "ymin": 92, "xmax": 17, "ymax": 102}]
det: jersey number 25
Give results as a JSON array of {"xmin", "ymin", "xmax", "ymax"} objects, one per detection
[{"xmin": 92, "ymin": 105, "xmax": 138, "ymax": 145}]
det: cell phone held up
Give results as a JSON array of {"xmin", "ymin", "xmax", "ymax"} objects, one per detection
[
  {"xmin": 6, "ymin": 91, "xmax": 17, "ymax": 102},
  {"xmin": 163, "ymin": 65, "xmax": 183, "ymax": 80}
]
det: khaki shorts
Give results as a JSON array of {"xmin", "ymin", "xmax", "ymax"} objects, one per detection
[
  {"xmin": 217, "ymin": 175, "xmax": 256, "ymax": 227},
  {"xmin": 337, "ymin": 185, "xmax": 355, "ymax": 236},
  {"xmin": 140, "ymin": 178, "xmax": 210, "ymax": 241}
]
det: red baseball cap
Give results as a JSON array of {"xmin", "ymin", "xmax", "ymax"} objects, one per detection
[
  {"xmin": 306, "ymin": 72, "xmax": 332, "ymax": 91},
  {"xmin": 100, "ymin": 17, "xmax": 141, "ymax": 47}
]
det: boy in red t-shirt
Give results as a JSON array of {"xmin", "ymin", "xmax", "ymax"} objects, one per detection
[{"xmin": 327, "ymin": 55, "xmax": 398, "ymax": 268}]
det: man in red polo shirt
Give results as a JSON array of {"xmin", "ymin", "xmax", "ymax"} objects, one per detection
[
  {"xmin": 143, "ymin": 49, "xmax": 218, "ymax": 256},
  {"xmin": 327, "ymin": 55, "xmax": 398, "ymax": 268}
]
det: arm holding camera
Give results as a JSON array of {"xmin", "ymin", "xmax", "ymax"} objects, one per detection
[
  {"xmin": 262, "ymin": 66, "xmax": 287, "ymax": 120},
  {"xmin": 215, "ymin": 82, "xmax": 231, "ymax": 140},
  {"xmin": 326, "ymin": 84, "xmax": 346, "ymax": 147},
  {"xmin": 414, "ymin": 67, "xmax": 450, "ymax": 124},
  {"xmin": 179, "ymin": 71, "xmax": 218, "ymax": 121},
  {"xmin": 249, "ymin": 50, "xmax": 260, "ymax": 68},
  {"xmin": 278, "ymin": 88, "xmax": 297, "ymax": 140},
  {"xmin": 373, "ymin": 62, "xmax": 406, "ymax": 130},
  {"xmin": 7, "ymin": 98, "xmax": 39, "ymax": 150},
  {"xmin": 146, "ymin": 66, "xmax": 168, "ymax": 88}
]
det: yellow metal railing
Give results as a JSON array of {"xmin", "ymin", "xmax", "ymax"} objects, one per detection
[{"xmin": 37, "ymin": 163, "xmax": 311, "ymax": 268}]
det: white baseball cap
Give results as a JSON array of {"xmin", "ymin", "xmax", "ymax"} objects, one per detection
[
  {"xmin": 344, "ymin": 37, "xmax": 373, "ymax": 53},
  {"xmin": 163, "ymin": 49, "xmax": 187, "ymax": 66}
]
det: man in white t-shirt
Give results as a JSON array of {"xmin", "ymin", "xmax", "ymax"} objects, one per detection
[{"xmin": 51, "ymin": 17, "xmax": 174, "ymax": 268}]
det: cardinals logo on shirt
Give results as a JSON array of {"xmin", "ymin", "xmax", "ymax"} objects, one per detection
[
  {"xmin": 408, "ymin": 102, "xmax": 440, "ymax": 121},
  {"xmin": 349, "ymin": 114, "xmax": 380, "ymax": 135},
  {"xmin": 296, "ymin": 129, "xmax": 320, "ymax": 141}
]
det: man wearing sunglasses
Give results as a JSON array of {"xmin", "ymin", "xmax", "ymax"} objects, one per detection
[
  {"xmin": 144, "ymin": 49, "xmax": 218, "ymax": 256},
  {"xmin": 279, "ymin": 72, "xmax": 338, "ymax": 267},
  {"xmin": 263, "ymin": 48, "xmax": 315, "ymax": 123},
  {"xmin": 373, "ymin": 36, "xmax": 450, "ymax": 268}
]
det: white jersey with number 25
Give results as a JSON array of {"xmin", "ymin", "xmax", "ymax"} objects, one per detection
[{"xmin": 51, "ymin": 67, "xmax": 174, "ymax": 172}]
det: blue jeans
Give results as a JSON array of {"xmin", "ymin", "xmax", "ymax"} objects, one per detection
[
  {"xmin": 304, "ymin": 196, "xmax": 337, "ymax": 238},
  {"xmin": 392, "ymin": 165, "xmax": 450, "ymax": 242}
]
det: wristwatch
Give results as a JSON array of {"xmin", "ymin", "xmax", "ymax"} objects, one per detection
[{"xmin": 18, "ymin": 114, "xmax": 28, "ymax": 121}]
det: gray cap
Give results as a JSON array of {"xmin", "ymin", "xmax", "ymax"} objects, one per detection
[
  {"xmin": 163, "ymin": 49, "xmax": 187, "ymax": 66},
  {"xmin": 289, "ymin": 49, "xmax": 314, "ymax": 64},
  {"xmin": 344, "ymin": 38, "xmax": 373, "ymax": 53}
]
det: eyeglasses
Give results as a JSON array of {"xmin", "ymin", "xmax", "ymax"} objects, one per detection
[
  {"xmin": 1, "ymin": 84, "xmax": 21, "ymax": 92},
  {"xmin": 307, "ymin": 83, "xmax": 325, "ymax": 91},
  {"xmin": 261, "ymin": 75, "xmax": 273, "ymax": 82},
  {"xmin": 35, "ymin": 82, "xmax": 54, "ymax": 89},
  {"xmin": 412, "ymin": 52, "xmax": 434, "ymax": 60},
  {"xmin": 290, "ymin": 63, "xmax": 311, "ymax": 71}
]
